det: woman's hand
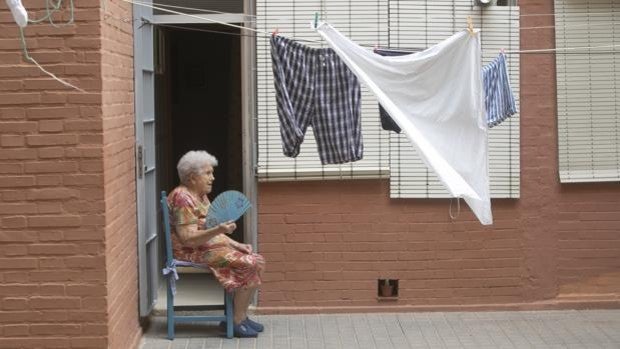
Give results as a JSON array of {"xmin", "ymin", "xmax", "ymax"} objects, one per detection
[
  {"xmin": 235, "ymin": 243, "xmax": 253, "ymax": 254},
  {"xmin": 217, "ymin": 221, "xmax": 236, "ymax": 235}
]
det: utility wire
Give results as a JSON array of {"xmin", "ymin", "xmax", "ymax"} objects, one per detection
[
  {"xmin": 17, "ymin": 0, "xmax": 85, "ymax": 92},
  {"xmin": 125, "ymin": 0, "xmax": 620, "ymax": 55}
]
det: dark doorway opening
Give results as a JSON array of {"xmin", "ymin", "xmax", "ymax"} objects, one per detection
[{"xmin": 156, "ymin": 23, "xmax": 244, "ymax": 243}]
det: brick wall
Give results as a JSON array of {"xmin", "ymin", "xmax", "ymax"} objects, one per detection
[
  {"xmin": 0, "ymin": 0, "xmax": 109, "ymax": 347},
  {"xmin": 100, "ymin": 0, "xmax": 142, "ymax": 348},
  {"xmin": 256, "ymin": 0, "xmax": 620, "ymax": 313},
  {"xmin": 0, "ymin": 0, "xmax": 141, "ymax": 347}
]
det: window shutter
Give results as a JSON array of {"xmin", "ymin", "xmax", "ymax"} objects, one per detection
[
  {"xmin": 555, "ymin": 0, "xmax": 620, "ymax": 183},
  {"xmin": 256, "ymin": 0, "xmax": 390, "ymax": 181},
  {"xmin": 389, "ymin": 4, "xmax": 521, "ymax": 198},
  {"xmin": 256, "ymin": 1, "xmax": 520, "ymax": 198}
]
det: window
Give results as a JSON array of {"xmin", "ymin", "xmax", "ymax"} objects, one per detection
[
  {"xmin": 555, "ymin": 0, "xmax": 620, "ymax": 182},
  {"xmin": 256, "ymin": 0, "xmax": 390, "ymax": 181},
  {"xmin": 388, "ymin": 3, "xmax": 520, "ymax": 199},
  {"xmin": 256, "ymin": 0, "xmax": 521, "ymax": 199}
]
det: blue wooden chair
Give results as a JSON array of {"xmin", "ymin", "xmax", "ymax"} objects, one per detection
[{"xmin": 160, "ymin": 191, "xmax": 233, "ymax": 339}]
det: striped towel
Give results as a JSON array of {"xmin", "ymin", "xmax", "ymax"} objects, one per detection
[{"xmin": 482, "ymin": 53, "xmax": 517, "ymax": 128}]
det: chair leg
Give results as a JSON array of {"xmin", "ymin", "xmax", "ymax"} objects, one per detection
[
  {"xmin": 225, "ymin": 291, "xmax": 234, "ymax": 339},
  {"xmin": 167, "ymin": 280, "xmax": 175, "ymax": 340}
]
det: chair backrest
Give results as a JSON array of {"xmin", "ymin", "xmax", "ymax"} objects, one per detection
[{"xmin": 160, "ymin": 191, "xmax": 174, "ymax": 266}]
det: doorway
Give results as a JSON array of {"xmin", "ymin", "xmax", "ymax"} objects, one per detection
[
  {"xmin": 156, "ymin": 24, "xmax": 244, "ymax": 243},
  {"xmin": 153, "ymin": 24, "xmax": 244, "ymax": 309}
]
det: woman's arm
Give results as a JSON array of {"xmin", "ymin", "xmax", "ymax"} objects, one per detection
[{"xmin": 175, "ymin": 221, "xmax": 236, "ymax": 247}]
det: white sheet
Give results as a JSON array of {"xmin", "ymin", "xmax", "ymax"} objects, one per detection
[{"xmin": 316, "ymin": 23, "xmax": 492, "ymax": 225}]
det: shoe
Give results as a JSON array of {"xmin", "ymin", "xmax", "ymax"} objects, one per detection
[
  {"xmin": 243, "ymin": 318, "xmax": 264, "ymax": 332},
  {"xmin": 233, "ymin": 322, "xmax": 258, "ymax": 338}
]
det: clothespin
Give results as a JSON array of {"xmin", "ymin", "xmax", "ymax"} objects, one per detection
[
  {"xmin": 272, "ymin": 27, "xmax": 279, "ymax": 36},
  {"xmin": 500, "ymin": 47, "xmax": 505, "ymax": 55},
  {"xmin": 466, "ymin": 16, "xmax": 475, "ymax": 36},
  {"xmin": 314, "ymin": 12, "xmax": 319, "ymax": 29}
]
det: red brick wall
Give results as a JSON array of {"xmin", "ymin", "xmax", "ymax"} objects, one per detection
[
  {"xmin": 0, "ymin": 0, "xmax": 109, "ymax": 346},
  {"xmin": 0, "ymin": 0, "xmax": 141, "ymax": 347},
  {"xmin": 100, "ymin": 1, "xmax": 142, "ymax": 348},
  {"xmin": 256, "ymin": 0, "xmax": 620, "ymax": 313}
]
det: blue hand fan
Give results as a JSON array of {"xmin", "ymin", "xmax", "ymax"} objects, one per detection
[{"xmin": 205, "ymin": 190, "xmax": 252, "ymax": 229}]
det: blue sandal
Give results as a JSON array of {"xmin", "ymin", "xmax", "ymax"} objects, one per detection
[
  {"xmin": 244, "ymin": 318, "xmax": 264, "ymax": 332},
  {"xmin": 233, "ymin": 322, "xmax": 258, "ymax": 338}
]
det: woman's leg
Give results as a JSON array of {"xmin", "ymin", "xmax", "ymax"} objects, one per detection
[{"xmin": 233, "ymin": 286, "xmax": 257, "ymax": 324}]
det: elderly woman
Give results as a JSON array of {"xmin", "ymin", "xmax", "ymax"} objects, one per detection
[{"xmin": 168, "ymin": 150, "xmax": 266, "ymax": 338}]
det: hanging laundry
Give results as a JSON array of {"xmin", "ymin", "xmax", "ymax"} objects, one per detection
[
  {"xmin": 316, "ymin": 23, "xmax": 492, "ymax": 225},
  {"xmin": 483, "ymin": 53, "xmax": 517, "ymax": 128},
  {"xmin": 270, "ymin": 35, "xmax": 363, "ymax": 165},
  {"xmin": 374, "ymin": 48, "xmax": 421, "ymax": 134},
  {"xmin": 378, "ymin": 104, "xmax": 402, "ymax": 133},
  {"xmin": 375, "ymin": 49, "xmax": 517, "ymax": 129}
]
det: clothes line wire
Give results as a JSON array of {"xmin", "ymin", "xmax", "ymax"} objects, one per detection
[
  {"xmin": 16, "ymin": 0, "xmax": 86, "ymax": 92},
  {"xmin": 127, "ymin": 0, "xmax": 280, "ymax": 36},
  {"xmin": 135, "ymin": 1, "xmax": 256, "ymax": 19},
  {"xmin": 126, "ymin": 0, "xmax": 327, "ymax": 45},
  {"xmin": 155, "ymin": 23, "xmax": 620, "ymax": 55},
  {"xmin": 9, "ymin": 0, "xmax": 616, "ymax": 94},
  {"xmin": 506, "ymin": 43, "xmax": 620, "ymax": 54},
  {"xmin": 521, "ymin": 10, "xmax": 620, "ymax": 17},
  {"xmin": 28, "ymin": 0, "xmax": 74, "ymax": 26},
  {"xmin": 136, "ymin": 1, "xmax": 620, "ymax": 21},
  {"xmin": 127, "ymin": 0, "xmax": 620, "ymax": 55},
  {"xmin": 521, "ymin": 21, "xmax": 620, "ymax": 31},
  {"xmin": 140, "ymin": 1, "xmax": 620, "ymax": 33},
  {"xmin": 123, "ymin": 0, "xmax": 620, "ymax": 37}
]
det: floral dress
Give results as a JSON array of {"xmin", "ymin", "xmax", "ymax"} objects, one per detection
[{"xmin": 167, "ymin": 186, "xmax": 264, "ymax": 291}]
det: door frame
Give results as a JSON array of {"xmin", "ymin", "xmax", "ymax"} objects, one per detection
[
  {"xmin": 241, "ymin": 0, "xmax": 257, "ymax": 252},
  {"xmin": 140, "ymin": 2, "xmax": 258, "ymax": 312},
  {"xmin": 150, "ymin": 9, "xmax": 257, "ymax": 250},
  {"xmin": 134, "ymin": 0, "xmax": 158, "ymax": 317}
]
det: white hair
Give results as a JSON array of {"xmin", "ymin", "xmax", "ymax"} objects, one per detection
[{"xmin": 177, "ymin": 150, "xmax": 218, "ymax": 185}]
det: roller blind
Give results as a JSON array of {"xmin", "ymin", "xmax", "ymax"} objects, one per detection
[
  {"xmin": 388, "ymin": 3, "xmax": 521, "ymax": 199},
  {"xmin": 256, "ymin": 0, "xmax": 390, "ymax": 181},
  {"xmin": 555, "ymin": 0, "xmax": 620, "ymax": 183},
  {"xmin": 256, "ymin": 1, "xmax": 520, "ymax": 197}
]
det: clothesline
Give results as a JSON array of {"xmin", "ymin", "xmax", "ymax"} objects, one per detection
[
  {"xmin": 521, "ymin": 10, "xmax": 620, "ymax": 17},
  {"xmin": 132, "ymin": 1, "xmax": 620, "ymax": 20},
  {"xmin": 16, "ymin": 0, "xmax": 85, "ymax": 92},
  {"xmin": 13, "ymin": 0, "xmax": 620, "ymax": 93},
  {"xmin": 126, "ymin": 0, "xmax": 620, "ymax": 55},
  {"xmin": 131, "ymin": 0, "xmax": 620, "ymax": 32},
  {"xmin": 155, "ymin": 23, "xmax": 620, "ymax": 55}
]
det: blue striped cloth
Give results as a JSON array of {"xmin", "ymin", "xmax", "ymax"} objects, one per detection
[{"xmin": 482, "ymin": 53, "xmax": 517, "ymax": 128}]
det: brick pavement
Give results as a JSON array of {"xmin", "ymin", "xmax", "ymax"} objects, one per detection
[{"xmin": 140, "ymin": 310, "xmax": 620, "ymax": 348}]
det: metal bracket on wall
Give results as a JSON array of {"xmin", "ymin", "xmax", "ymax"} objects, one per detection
[
  {"xmin": 137, "ymin": 144, "xmax": 144, "ymax": 179},
  {"xmin": 139, "ymin": 16, "xmax": 151, "ymax": 28}
]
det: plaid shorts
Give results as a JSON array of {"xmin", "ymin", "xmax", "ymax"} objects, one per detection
[{"xmin": 270, "ymin": 35, "xmax": 363, "ymax": 165}]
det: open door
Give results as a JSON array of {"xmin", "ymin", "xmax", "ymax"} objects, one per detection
[{"xmin": 133, "ymin": 0, "xmax": 159, "ymax": 317}]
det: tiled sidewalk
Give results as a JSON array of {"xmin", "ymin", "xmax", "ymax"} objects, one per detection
[{"xmin": 140, "ymin": 310, "xmax": 620, "ymax": 349}]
